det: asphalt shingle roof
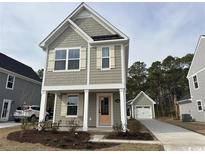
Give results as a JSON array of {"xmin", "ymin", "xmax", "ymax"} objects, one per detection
[{"xmin": 0, "ymin": 52, "xmax": 41, "ymax": 82}]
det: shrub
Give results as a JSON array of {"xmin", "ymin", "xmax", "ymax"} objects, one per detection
[
  {"xmin": 66, "ymin": 119, "xmax": 79, "ymax": 133},
  {"xmin": 51, "ymin": 120, "xmax": 61, "ymax": 133},
  {"xmin": 113, "ymin": 122, "xmax": 123, "ymax": 134}
]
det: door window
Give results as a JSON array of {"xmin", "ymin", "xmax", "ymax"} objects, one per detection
[{"xmin": 101, "ymin": 97, "xmax": 109, "ymax": 115}]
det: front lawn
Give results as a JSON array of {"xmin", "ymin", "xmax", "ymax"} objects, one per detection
[
  {"xmin": 106, "ymin": 119, "xmax": 155, "ymax": 140},
  {"xmin": 160, "ymin": 118, "xmax": 205, "ymax": 136}
]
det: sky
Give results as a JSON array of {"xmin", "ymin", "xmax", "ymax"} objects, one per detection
[{"xmin": 1, "ymin": 2, "xmax": 205, "ymax": 71}]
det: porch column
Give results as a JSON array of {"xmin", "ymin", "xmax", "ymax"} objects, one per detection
[
  {"xmin": 120, "ymin": 88, "xmax": 127, "ymax": 132},
  {"xmin": 83, "ymin": 89, "xmax": 89, "ymax": 131},
  {"xmin": 39, "ymin": 91, "xmax": 47, "ymax": 123},
  {"xmin": 52, "ymin": 93, "xmax": 58, "ymax": 123}
]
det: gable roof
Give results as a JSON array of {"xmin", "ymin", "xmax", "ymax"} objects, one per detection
[
  {"xmin": 39, "ymin": 2, "xmax": 128, "ymax": 50},
  {"xmin": 130, "ymin": 91, "xmax": 156, "ymax": 105},
  {"xmin": 0, "ymin": 52, "xmax": 41, "ymax": 83},
  {"xmin": 187, "ymin": 35, "xmax": 205, "ymax": 78}
]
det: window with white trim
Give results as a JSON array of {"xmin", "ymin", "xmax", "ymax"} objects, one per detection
[
  {"xmin": 197, "ymin": 100, "xmax": 203, "ymax": 112},
  {"xmin": 193, "ymin": 75, "xmax": 199, "ymax": 89},
  {"xmin": 54, "ymin": 48, "xmax": 80, "ymax": 71},
  {"xmin": 67, "ymin": 95, "xmax": 78, "ymax": 116},
  {"xmin": 54, "ymin": 50, "xmax": 66, "ymax": 70},
  {"xmin": 102, "ymin": 47, "xmax": 110, "ymax": 69},
  {"xmin": 6, "ymin": 75, "xmax": 15, "ymax": 90},
  {"xmin": 68, "ymin": 49, "xmax": 80, "ymax": 70}
]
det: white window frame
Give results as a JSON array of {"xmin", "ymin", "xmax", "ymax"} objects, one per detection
[
  {"xmin": 54, "ymin": 47, "xmax": 81, "ymax": 72},
  {"xmin": 193, "ymin": 75, "xmax": 199, "ymax": 90},
  {"xmin": 5, "ymin": 74, "xmax": 15, "ymax": 90},
  {"xmin": 54, "ymin": 49, "xmax": 67, "ymax": 71},
  {"xmin": 101, "ymin": 46, "xmax": 111, "ymax": 70},
  {"xmin": 196, "ymin": 100, "xmax": 203, "ymax": 112},
  {"xmin": 66, "ymin": 94, "xmax": 79, "ymax": 117}
]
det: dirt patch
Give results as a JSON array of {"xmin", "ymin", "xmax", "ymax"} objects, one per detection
[{"xmin": 7, "ymin": 130, "xmax": 118, "ymax": 150}]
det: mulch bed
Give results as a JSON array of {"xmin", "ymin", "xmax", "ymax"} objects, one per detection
[
  {"xmin": 7, "ymin": 130, "xmax": 118, "ymax": 150},
  {"xmin": 106, "ymin": 132, "xmax": 154, "ymax": 140},
  {"xmin": 106, "ymin": 119, "xmax": 154, "ymax": 140}
]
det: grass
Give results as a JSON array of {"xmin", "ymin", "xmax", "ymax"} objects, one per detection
[
  {"xmin": 0, "ymin": 125, "xmax": 163, "ymax": 151},
  {"xmin": 160, "ymin": 118, "xmax": 205, "ymax": 136}
]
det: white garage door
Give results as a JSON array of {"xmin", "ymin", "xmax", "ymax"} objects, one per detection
[{"xmin": 135, "ymin": 106, "xmax": 152, "ymax": 119}]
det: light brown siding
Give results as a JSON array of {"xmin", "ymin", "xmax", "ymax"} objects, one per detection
[
  {"xmin": 74, "ymin": 17, "xmax": 112, "ymax": 36},
  {"xmin": 44, "ymin": 26, "xmax": 88, "ymax": 86},
  {"xmin": 90, "ymin": 45, "xmax": 122, "ymax": 84}
]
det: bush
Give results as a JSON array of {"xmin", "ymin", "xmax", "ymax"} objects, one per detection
[
  {"xmin": 113, "ymin": 122, "xmax": 124, "ymax": 134},
  {"xmin": 66, "ymin": 119, "xmax": 79, "ymax": 133},
  {"xmin": 51, "ymin": 120, "xmax": 61, "ymax": 133}
]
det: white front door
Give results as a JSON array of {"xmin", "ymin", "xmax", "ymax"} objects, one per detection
[
  {"xmin": 1, "ymin": 99, "xmax": 12, "ymax": 121},
  {"xmin": 135, "ymin": 106, "xmax": 152, "ymax": 119}
]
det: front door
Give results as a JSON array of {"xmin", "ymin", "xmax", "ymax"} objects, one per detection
[
  {"xmin": 1, "ymin": 100, "xmax": 12, "ymax": 121},
  {"xmin": 98, "ymin": 96, "xmax": 111, "ymax": 126}
]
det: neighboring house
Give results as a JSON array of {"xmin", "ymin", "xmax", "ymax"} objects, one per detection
[
  {"xmin": 0, "ymin": 52, "xmax": 42, "ymax": 121},
  {"xmin": 185, "ymin": 35, "xmax": 205, "ymax": 122},
  {"xmin": 129, "ymin": 91, "xmax": 156, "ymax": 119},
  {"xmin": 39, "ymin": 3, "xmax": 129, "ymax": 131},
  {"xmin": 177, "ymin": 97, "xmax": 193, "ymax": 120}
]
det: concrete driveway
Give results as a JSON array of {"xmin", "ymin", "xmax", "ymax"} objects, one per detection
[
  {"xmin": 0, "ymin": 122, "xmax": 20, "ymax": 129},
  {"xmin": 140, "ymin": 119, "xmax": 205, "ymax": 151}
]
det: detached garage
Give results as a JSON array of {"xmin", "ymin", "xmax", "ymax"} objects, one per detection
[{"xmin": 130, "ymin": 91, "xmax": 156, "ymax": 119}]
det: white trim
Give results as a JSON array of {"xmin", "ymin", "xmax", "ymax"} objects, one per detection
[
  {"xmin": 192, "ymin": 74, "xmax": 200, "ymax": 90},
  {"xmin": 187, "ymin": 67, "xmax": 205, "ymax": 79},
  {"xmin": 196, "ymin": 100, "xmax": 203, "ymax": 112},
  {"xmin": 0, "ymin": 99, "xmax": 12, "ymax": 121},
  {"xmin": 83, "ymin": 89, "xmax": 89, "ymax": 131},
  {"xmin": 187, "ymin": 36, "xmax": 205, "ymax": 78},
  {"xmin": 52, "ymin": 93, "xmax": 58, "ymax": 123},
  {"xmin": 96, "ymin": 93, "xmax": 113, "ymax": 128},
  {"xmin": 121, "ymin": 44, "xmax": 126, "ymax": 87},
  {"xmin": 5, "ymin": 74, "xmax": 15, "ymax": 90},
  {"xmin": 42, "ymin": 84, "xmax": 125, "ymax": 91},
  {"xmin": 131, "ymin": 91, "xmax": 156, "ymax": 105},
  {"xmin": 90, "ymin": 39, "xmax": 128, "ymax": 45},
  {"xmin": 87, "ymin": 43, "xmax": 90, "ymax": 85},
  {"xmin": 0, "ymin": 67, "xmax": 41, "ymax": 85},
  {"xmin": 53, "ymin": 47, "xmax": 81, "ymax": 72}
]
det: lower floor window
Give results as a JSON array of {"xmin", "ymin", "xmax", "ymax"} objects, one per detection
[
  {"xmin": 197, "ymin": 100, "xmax": 203, "ymax": 111},
  {"xmin": 67, "ymin": 95, "xmax": 78, "ymax": 116}
]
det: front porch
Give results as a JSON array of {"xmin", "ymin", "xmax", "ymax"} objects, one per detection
[{"xmin": 39, "ymin": 88, "xmax": 127, "ymax": 131}]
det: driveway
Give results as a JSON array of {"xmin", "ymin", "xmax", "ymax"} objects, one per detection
[
  {"xmin": 0, "ymin": 122, "xmax": 20, "ymax": 129},
  {"xmin": 140, "ymin": 119, "xmax": 205, "ymax": 151}
]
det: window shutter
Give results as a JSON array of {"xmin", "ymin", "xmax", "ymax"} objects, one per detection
[
  {"xmin": 47, "ymin": 50, "xmax": 55, "ymax": 71},
  {"xmin": 61, "ymin": 95, "xmax": 67, "ymax": 116},
  {"xmin": 78, "ymin": 94, "xmax": 84, "ymax": 116},
  {"xmin": 110, "ymin": 45, "xmax": 115, "ymax": 68},
  {"xmin": 96, "ymin": 47, "xmax": 102, "ymax": 69},
  {"xmin": 80, "ymin": 47, "xmax": 86, "ymax": 69}
]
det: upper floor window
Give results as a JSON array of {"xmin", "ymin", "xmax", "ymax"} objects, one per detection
[
  {"xmin": 102, "ymin": 47, "xmax": 110, "ymax": 69},
  {"xmin": 54, "ymin": 50, "xmax": 66, "ymax": 70},
  {"xmin": 193, "ymin": 75, "xmax": 199, "ymax": 89},
  {"xmin": 6, "ymin": 75, "xmax": 15, "ymax": 90},
  {"xmin": 67, "ymin": 95, "xmax": 78, "ymax": 116},
  {"xmin": 68, "ymin": 49, "xmax": 80, "ymax": 70},
  {"xmin": 197, "ymin": 100, "xmax": 203, "ymax": 112},
  {"xmin": 54, "ymin": 48, "xmax": 80, "ymax": 71}
]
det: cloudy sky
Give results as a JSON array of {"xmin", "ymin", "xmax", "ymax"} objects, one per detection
[{"xmin": 0, "ymin": 2, "xmax": 205, "ymax": 71}]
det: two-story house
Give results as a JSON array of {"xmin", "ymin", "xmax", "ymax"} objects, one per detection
[
  {"xmin": 39, "ymin": 3, "xmax": 129, "ymax": 131},
  {"xmin": 0, "ymin": 52, "xmax": 41, "ymax": 121},
  {"xmin": 185, "ymin": 35, "xmax": 205, "ymax": 122}
]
